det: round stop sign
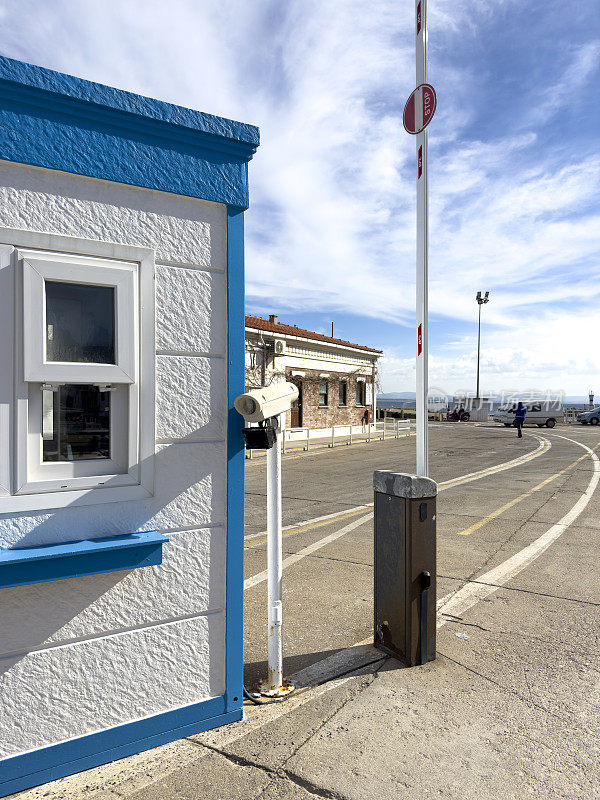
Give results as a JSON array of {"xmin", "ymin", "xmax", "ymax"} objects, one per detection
[{"xmin": 403, "ymin": 83, "xmax": 437, "ymax": 135}]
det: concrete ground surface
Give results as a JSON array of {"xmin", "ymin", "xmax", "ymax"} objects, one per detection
[{"xmin": 11, "ymin": 423, "xmax": 600, "ymax": 800}]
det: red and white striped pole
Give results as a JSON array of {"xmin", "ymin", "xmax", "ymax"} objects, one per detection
[{"xmin": 415, "ymin": 0, "xmax": 429, "ymax": 476}]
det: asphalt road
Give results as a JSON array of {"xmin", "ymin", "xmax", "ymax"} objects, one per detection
[
  {"xmin": 242, "ymin": 423, "xmax": 569, "ymax": 684},
  {"xmin": 19, "ymin": 422, "xmax": 600, "ymax": 800},
  {"xmin": 231, "ymin": 422, "xmax": 599, "ymax": 799},
  {"xmin": 243, "ymin": 422, "xmax": 535, "ymax": 536}
]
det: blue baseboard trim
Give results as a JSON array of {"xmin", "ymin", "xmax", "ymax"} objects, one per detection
[
  {"xmin": 0, "ymin": 696, "xmax": 242, "ymax": 797},
  {"xmin": 0, "ymin": 531, "xmax": 168, "ymax": 589}
]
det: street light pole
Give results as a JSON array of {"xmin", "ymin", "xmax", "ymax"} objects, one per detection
[
  {"xmin": 476, "ymin": 302, "xmax": 482, "ymax": 400},
  {"xmin": 475, "ymin": 291, "xmax": 489, "ymax": 400}
]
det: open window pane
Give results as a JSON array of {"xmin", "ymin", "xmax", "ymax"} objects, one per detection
[
  {"xmin": 42, "ymin": 385, "xmax": 111, "ymax": 462},
  {"xmin": 46, "ymin": 281, "xmax": 115, "ymax": 364}
]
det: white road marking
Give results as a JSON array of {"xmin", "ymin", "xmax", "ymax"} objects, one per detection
[
  {"xmin": 244, "ymin": 512, "xmax": 373, "ymax": 590},
  {"xmin": 436, "ymin": 591, "xmax": 455, "ymax": 609},
  {"xmin": 291, "ymin": 638, "xmax": 375, "ymax": 687},
  {"xmin": 437, "ymin": 435, "xmax": 600, "ymax": 626},
  {"xmin": 235, "ymin": 432, "xmax": 573, "ymax": 737},
  {"xmin": 244, "ymin": 434, "xmax": 551, "ymax": 589},
  {"xmin": 244, "ymin": 432, "xmax": 592, "ymax": 693},
  {"xmin": 438, "ymin": 433, "xmax": 549, "ymax": 490}
]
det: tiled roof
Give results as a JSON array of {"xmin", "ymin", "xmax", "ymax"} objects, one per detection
[{"xmin": 245, "ymin": 315, "xmax": 382, "ymax": 354}]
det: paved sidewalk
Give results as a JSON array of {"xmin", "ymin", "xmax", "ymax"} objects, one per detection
[{"xmin": 11, "ymin": 426, "xmax": 600, "ymax": 800}]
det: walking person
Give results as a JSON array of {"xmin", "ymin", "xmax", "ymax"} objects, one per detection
[{"xmin": 515, "ymin": 401, "xmax": 526, "ymax": 438}]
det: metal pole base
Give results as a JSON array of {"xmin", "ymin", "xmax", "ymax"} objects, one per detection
[{"xmin": 258, "ymin": 679, "xmax": 296, "ymax": 698}]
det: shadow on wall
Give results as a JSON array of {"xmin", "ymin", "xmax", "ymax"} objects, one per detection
[{"xmin": 0, "ymin": 415, "xmax": 240, "ymax": 685}]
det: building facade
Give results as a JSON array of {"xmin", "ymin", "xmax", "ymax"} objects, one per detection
[
  {"xmin": 0, "ymin": 56, "xmax": 257, "ymax": 796},
  {"xmin": 245, "ymin": 315, "xmax": 381, "ymax": 430}
]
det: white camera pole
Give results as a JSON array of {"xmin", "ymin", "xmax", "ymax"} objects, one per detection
[{"xmin": 259, "ymin": 413, "xmax": 293, "ymax": 696}]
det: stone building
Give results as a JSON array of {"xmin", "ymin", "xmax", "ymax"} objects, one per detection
[{"xmin": 245, "ymin": 315, "xmax": 381, "ymax": 430}]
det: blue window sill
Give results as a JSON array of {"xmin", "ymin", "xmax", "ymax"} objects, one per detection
[{"xmin": 0, "ymin": 531, "xmax": 168, "ymax": 589}]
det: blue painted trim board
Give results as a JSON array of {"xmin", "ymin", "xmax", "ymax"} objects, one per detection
[
  {"xmin": 0, "ymin": 700, "xmax": 241, "ymax": 797},
  {"xmin": 0, "ymin": 531, "xmax": 168, "ymax": 589},
  {"xmin": 0, "ymin": 56, "xmax": 259, "ymax": 147},
  {"xmin": 0, "ymin": 55, "xmax": 259, "ymax": 207},
  {"xmin": 225, "ymin": 206, "xmax": 246, "ymax": 714}
]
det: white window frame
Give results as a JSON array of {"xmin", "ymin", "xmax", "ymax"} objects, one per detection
[
  {"xmin": 21, "ymin": 383, "xmax": 136, "ymax": 493},
  {"xmin": 22, "ymin": 253, "xmax": 137, "ymax": 384},
  {"xmin": 318, "ymin": 379, "xmax": 328, "ymax": 407},
  {"xmin": 356, "ymin": 378, "xmax": 366, "ymax": 406},
  {"xmin": 0, "ymin": 227, "xmax": 155, "ymax": 512},
  {"xmin": 0, "ymin": 244, "xmax": 14, "ymax": 500}
]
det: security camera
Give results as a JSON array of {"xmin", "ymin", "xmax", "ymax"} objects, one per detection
[{"xmin": 234, "ymin": 382, "xmax": 299, "ymax": 423}]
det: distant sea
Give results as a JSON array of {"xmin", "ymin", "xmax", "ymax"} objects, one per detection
[{"xmin": 377, "ymin": 398, "xmax": 590, "ymax": 411}]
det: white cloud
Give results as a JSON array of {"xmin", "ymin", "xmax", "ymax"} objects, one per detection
[
  {"xmin": 528, "ymin": 40, "xmax": 600, "ymax": 127},
  {"xmin": 379, "ymin": 306, "xmax": 600, "ymax": 396},
  {"xmin": 0, "ymin": 0, "xmax": 597, "ymax": 393}
]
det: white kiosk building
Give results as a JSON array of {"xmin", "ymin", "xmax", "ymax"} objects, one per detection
[{"xmin": 0, "ymin": 56, "xmax": 258, "ymax": 795}]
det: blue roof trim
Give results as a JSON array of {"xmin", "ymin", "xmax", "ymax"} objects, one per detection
[
  {"xmin": 0, "ymin": 55, "xmax": 259, "ymax": 207},
  {"xmin": 0, "ymin": 56, "xmax": 259, "ymax": 151}
]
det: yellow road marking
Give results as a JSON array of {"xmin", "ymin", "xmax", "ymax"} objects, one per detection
[
  {"xmin": 244, "ymin": 506, "xmax": 372, "ymax": 549},
  {"xmin": 457, "ymin": 444, "xmax": 600, "ymax": 536},
  {"xmin": 246, "ymin": 434, "xmax": 552, "ymax": 549}
]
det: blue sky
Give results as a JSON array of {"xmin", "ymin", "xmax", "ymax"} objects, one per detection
[{"xmin": 0, "ymin": 0, "xmax": 598, "ymax": 395}]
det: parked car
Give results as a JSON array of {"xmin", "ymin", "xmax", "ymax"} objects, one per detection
[
  {"xmin": 493, "ymin": 401, "xmax": 562, "ymax": 428},
  {"xmin": 577, "ymin": 407, "xmax": 600, "ymax": 425}
]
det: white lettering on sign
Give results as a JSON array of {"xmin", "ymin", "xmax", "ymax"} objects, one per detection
[{"xmin": 423, "ymin": 89, "xmax": 431, "ymax": 118}]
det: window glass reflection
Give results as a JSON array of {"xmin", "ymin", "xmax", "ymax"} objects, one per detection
[
  {"xmin": 42, "ymin": 385, "xmax": 111, "ymax": 462},
  {"xmin": 46, "ymin": 281, "xmax": 115, "ymax": 364}
]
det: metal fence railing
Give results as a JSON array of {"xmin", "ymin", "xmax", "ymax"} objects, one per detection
[{"xmin": 246, "ymin": 420, "xmax": 413, "ymax": 459}]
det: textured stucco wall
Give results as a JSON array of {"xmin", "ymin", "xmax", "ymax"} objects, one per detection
[{"xmin": 0, "ymin": 160, "xmax": 228, "ymax": 758}]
